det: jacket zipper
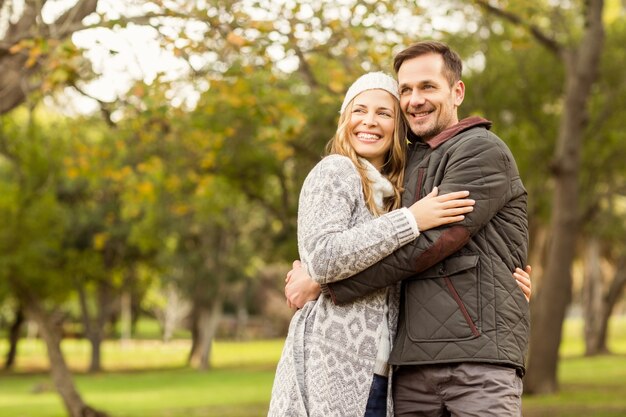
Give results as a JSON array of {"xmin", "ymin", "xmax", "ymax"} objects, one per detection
[{"xmin": 443, "ymin": 276, "xmax": 480, "ymax": 337}]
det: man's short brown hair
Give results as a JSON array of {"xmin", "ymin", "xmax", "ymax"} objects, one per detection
[{"xmin": 393, "ymin": 41, "xmax": 463, "ymax": 86}]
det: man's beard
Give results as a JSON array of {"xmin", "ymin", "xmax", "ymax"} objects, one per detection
[{"xmin": 409, "ymin": 119, "xmax": 446, "ymax": 142}]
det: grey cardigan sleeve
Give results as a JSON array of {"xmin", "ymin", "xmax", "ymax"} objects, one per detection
[
  {"xmin": 298, "ymin": 155, "xmax": 417, "ymax": 285},
  {"xmin": 322, "ymin": 137, "xmax": 516, "ymax": 304}
]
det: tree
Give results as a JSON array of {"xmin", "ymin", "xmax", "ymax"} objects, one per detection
[
  {"xmin": 473, "ymin": 0, "xmax": 607, "ymax": 393},
  {"xmin": 578, "ymin": 13, "xmax": 626, "ymax": 355},
  {"xmin": 0, "ymin": 110, "xmax": 108, "ymax": 417}
]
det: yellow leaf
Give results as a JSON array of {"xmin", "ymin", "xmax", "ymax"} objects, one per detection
[
  {"xmin": 9, "ymin": 43, "xmax": 23, "ymax": 54},
  {"xmin": 93, "ymin": 233, "xmax": 109, "ymax": 250},
  {"xmin": 66, "ymin": 167, "xmax": 80, "ymax": 179},
  {"xmin": 171, "ymin": 204, "xmax": 190, "ymax": 216},
  {"xmin": 25, "ymin": 54, "xmax": 38, "ymax": 69},
  {"xmin": 137, "ymin": 181, "xmax": 155, "ymax": 197},
  {"xmin": 226, "ymin": 32, "xmax": 246, "ymax": 47}
]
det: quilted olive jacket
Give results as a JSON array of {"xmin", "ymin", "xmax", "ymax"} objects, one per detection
[{"xmin": 322, "ymin": 117, "xmax": 530, "ymax": 375}]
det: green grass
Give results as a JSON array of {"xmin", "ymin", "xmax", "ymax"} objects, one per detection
[
  {"xmin": 1, "ymin": 338, "xmax": 284, "ymax": 372},
  {"xmin": 523, "ymin": 354, "xmax": 626, "ymax": 417},
  {"xmin": 0, "ymin": 338, "xmax": 284, "ymax": 417},
  {"xmin": 0, "ymin": 368, "xmax": 275, "ymax": 417},
  {"xmin": 0, "ymin": 316, "xmax": 625, "ymax": 417}
]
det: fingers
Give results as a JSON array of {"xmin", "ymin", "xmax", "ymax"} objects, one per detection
[
  {"xmin": 514, "ymin": 267, "xmax": 532, "ymax": 302},
  {"xmin": 286, "ymin": 260, "xmax": 303, "ymax": 283},
  {"xmin": 440, "ymin": 215, "xmax": 466, "ymax": 224},
  {"xmin": 440, "ymin": 198, "xmax": 475, "ymax": 209},
  {"xmin": 435, "ymin": 190, "xmax": 470, "ymax": 202},
  {"xmin": 440, "ymin": 206, "xmax": 474, "ymax": 217},
  {"xmin": 515, "ymin": 267, "xmax": 531, "ymax": 281}
]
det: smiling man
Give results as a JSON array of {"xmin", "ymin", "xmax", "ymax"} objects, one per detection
[{"xmin": 318, "ymin": 41, "xmax": 530, "ymax": 417}]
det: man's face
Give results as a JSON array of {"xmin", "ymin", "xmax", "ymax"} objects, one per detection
[{"xmin": 397, "ymin": 53, "xmax": 464, "ymax": 142}]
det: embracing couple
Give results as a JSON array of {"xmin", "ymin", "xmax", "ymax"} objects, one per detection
[{"xmin": 268, "ymin": 41, "xmax": 531, "ymax": 417}]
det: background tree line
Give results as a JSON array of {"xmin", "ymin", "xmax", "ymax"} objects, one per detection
[{"xmin": 1, "ymin": 1, "xmax": 626, "ymax": 416}]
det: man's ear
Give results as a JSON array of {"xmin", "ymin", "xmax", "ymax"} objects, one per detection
[{"xmin": 454, "ymin": 80, "xmax": 465, "ymax": 106}]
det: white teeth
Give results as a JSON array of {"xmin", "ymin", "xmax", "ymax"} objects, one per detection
[{"xmin": 357, "ymin": 133, "xmax": 380, "ymax": 140}]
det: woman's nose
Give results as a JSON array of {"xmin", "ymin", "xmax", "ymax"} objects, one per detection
[{"xmin": 362, "ymin": 112, "xmax": 377, "ymax": 125}]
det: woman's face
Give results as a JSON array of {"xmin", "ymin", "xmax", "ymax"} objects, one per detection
[{"xmin": 348, "ymin": 89, "xmax": 396, "ymax": 170}]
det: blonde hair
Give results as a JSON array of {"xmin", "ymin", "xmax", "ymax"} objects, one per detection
[{"xmin": 325, "ymin": 95, "xmax": 407, "ymax": 216}]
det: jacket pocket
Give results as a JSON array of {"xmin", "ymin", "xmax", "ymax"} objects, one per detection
[{"xmin": 404, "ymin": 254, "xmax": 481, "ymax": 342}]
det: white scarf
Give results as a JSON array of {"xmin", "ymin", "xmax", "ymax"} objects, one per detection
[{"xmin": 359, "ymin": 158, "xmax": 394, "ymax": 211}]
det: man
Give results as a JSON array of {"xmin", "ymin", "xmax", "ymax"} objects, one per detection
[{"xmin": 287, "ymin": 41, "xmax": 529, "ymax": 416}]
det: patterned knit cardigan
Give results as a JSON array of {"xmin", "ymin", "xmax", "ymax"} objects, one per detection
[{"xmin": 268, "ymin": 155, "xmax": 418, "ymax": 417}]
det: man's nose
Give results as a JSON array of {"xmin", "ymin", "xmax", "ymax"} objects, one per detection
[{"xmin": 408, "ymin": 89, "xmax": 425, "ymax": 107}]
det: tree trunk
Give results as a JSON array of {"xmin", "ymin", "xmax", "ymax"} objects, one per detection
[
  {"xmin": 120, "ymin": 290, "xmax": 132, "ymax": 347},
  {"xmin": 525, "ymin": 0, "xmax": 605, "ymax": 394},
  {"xmin": 78, "ymin": 280, "xmax": 115, "ymax": 373},
  {"xmin": 159, "ymin": 282, "xmax": 189, "ymax": 343},
  {"xmin": 582, "ymin": 237, "xmax": 609, "ymax": 355},
  {"xmin": 23, "ymin": 297, "xmax": 108, "ymax": 417},
  {"xmin": 187, "ymin": 305, "xmax": 199, "ymax": 366},
  {"xmin": 585, "ymin": 255, "xmax": 626, "ymax": 355},
  {"xmin": 236, "ymin": 302, "xmax": 249, "ymax": 341},
  {"xmin": 4, "ymin": 304, "xmax": 24, "ymax": 370},
  {"xmin": 188, "ymin": 298, "xmax": 223, "ymax": 370}
]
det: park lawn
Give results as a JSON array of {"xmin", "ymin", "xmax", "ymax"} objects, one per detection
[
  {"xmin": 0, "ymin": 338, "xmax": 284, "ymax": 417},
  {"xmin": 4, "ymin": 338, "xmax": 284, "ymax": 372},
  {"xmin": 0, "ymin": 316, "xmax": 625, "ymax": 417},
  {"xmin": 0, "ymin": 367, "xmax": 276, "ymax": 417}
]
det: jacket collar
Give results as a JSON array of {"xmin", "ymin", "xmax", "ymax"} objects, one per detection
[{"xmin": 412, "ymin": 116, "xmax": 492, "ymax": 149}]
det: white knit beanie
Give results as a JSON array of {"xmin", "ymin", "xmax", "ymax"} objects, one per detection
[{"xmin": 340, "ymin": 72, "xmax": 400, "ymax": 114}]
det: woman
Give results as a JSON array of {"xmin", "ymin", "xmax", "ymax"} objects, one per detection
[{"xmin": 268, "ymin": 72, "xmax": 530, "ymax": 417}]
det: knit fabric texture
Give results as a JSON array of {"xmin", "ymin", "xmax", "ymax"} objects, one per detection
[
  {"xmin": 268, "ymin": 155, "xmax": 418, "ymax": 417},
  {"xmin": 340, "ymin": 72, "xmax": 399, "ymax": 114}
]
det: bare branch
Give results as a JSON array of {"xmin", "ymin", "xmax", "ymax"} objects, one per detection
[
  {"xmin": 286, "ymin": 16, "xmax": 319, "ymax": 89},
  {"xmin": 71, "ymin": 84, "xmax": 118, "ymax": 128},
  {"xmin": 55, "ymin": 0, "xmax": 98, "ymax": 28},
  {"xmin": 5, "ymin": 0, "xmax": 40, "ymax": 41},
  {"xmin": 0, "ymin": 12, "xmax": 194, "ymax": 53},
  {"xmin": 473, "ymin": 0, "xmax": 562, "ymax": 56}
]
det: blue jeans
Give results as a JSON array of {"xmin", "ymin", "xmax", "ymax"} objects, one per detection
[{"xmin": 364, "ymin": 373, "xmax": 388, "ymax": 417}]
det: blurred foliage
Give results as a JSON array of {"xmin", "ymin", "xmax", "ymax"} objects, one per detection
[{"xmin": 0, "ymin": 0, "xmax": 624, "ymax": 350}]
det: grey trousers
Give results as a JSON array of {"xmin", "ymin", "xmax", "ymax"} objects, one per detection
[{"xmin": 393, "ymin": 363, "xmax": 523, "ymax": 417}]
